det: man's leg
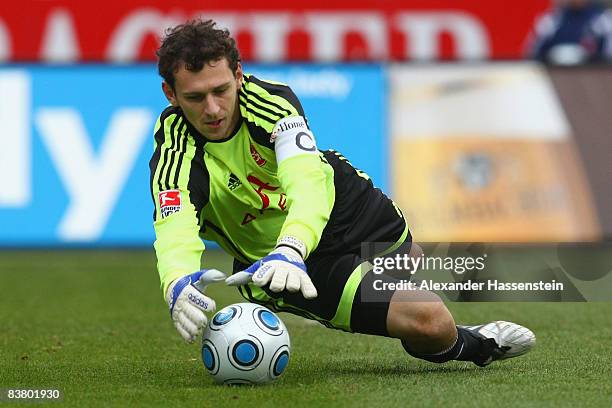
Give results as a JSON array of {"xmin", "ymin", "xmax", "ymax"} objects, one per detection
[
  {"xmin": 386, "ymin": 289, "xmax": 457, "ymax": 353},
  {"xmin": 386, "ymin": 288, "xmax": 536, "ymax": 366}
]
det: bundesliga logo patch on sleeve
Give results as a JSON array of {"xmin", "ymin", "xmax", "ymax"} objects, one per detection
[{"xmin": 158, "ymin": 190, "xmax": 182, "ymax": 218}]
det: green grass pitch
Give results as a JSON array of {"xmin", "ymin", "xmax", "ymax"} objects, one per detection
[{"xmin": 1, "ymin": 250, "xmax": 611, "ymax": 407}]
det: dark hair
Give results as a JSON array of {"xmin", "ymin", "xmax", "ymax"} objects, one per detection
[{"xmin": 157, "ymin": 19, "xmax": 241, "ymax": 89}]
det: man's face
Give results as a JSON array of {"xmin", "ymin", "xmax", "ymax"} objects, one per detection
[{"xmin": 163, "ymin": 58, "xmax": 243, "ymax": 141}]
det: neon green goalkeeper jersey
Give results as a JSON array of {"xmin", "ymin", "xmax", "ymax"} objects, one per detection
[{"xmin": 149, "ymin": 74, "xmax": 335, "ymax": 294}]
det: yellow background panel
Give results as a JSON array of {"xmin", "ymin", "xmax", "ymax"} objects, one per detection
[{"xmin": 392, "ymin": 138, "xmax": 600, "ymax": 242}]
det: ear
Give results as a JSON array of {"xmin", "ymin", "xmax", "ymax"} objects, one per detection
[
  {"xmin": 162, "ymin": 81, "xmax": 178, "ymax": 106},
  {"xmin": 235, "ymin": 62, "xmax": 244, "ymax": 88}
]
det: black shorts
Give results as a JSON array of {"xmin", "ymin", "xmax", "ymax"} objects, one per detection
[{"xmin": 234, "ymin": 150, "xmax": 412, "ymax": 337}]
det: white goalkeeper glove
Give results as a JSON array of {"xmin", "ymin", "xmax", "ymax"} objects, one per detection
[
  {"xmin": 225, "ymin": 243, "xmax": 318, "ymax": 299},
  {"xmin": 166, "ymin": 269, "xmax": 226, "ymax": 343}
]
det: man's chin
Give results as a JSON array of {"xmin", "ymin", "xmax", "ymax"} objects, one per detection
[{"xmin": 199, "ymin": 128, "xmax": 227, "ymax": 141}]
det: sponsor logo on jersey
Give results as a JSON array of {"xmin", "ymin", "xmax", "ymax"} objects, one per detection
[
  {"xmin": 247, "ymin": 175, "xmax": 279, "ymax": 210},
  {"xmin": 249, "ymin": 144, "xmax": 267, "ymax": 167},
  {"xmin": 227, "ymin": 173, "xmax": 242, "ymax": 191},
  {"xmin": 158, "ymin": 190, "xmax": 181, "ymax": 218}
]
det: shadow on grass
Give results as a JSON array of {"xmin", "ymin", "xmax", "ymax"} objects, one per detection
[
  {"xmin": 165, "ymin": 356, "xmax": 502, "ymax": 388},
  {"xmin": 129, "ymin": 357, "xmax": 501, "ymax": 391},
  {"xmin": 304, "ymin": 357, "xmax": 500, "ymax": 379}
]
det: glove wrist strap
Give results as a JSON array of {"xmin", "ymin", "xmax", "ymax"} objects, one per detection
[{"xmin": 276, "ymin": 235, "xmax": 307, "ymax": 259}]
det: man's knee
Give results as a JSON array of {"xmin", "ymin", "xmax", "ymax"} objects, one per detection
[{"xmin": 387, "ymin": 290, "xmax": 456, "ymax": 353}]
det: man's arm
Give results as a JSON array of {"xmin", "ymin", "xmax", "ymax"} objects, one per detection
[
  {"xmin": 153, "ymin": 201, "xmax": 205, "ymax": 295},
  {"xmin": 273, "ymin": 115, "xmax": 335, "ymax": 257},
  {"xmin": 150, "ymin": 109, "xmax": 224, "ymax": 342},
  {"xmin": 149, "ymin": 108, "xmax": 208, "ymax": 295},
  {"xmin": 225, "ymin": 119, "xmax": 331, "ymax": 298}
]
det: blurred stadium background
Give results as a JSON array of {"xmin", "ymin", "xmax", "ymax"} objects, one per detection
[
  {"xmin": 2, "ymin": 0, "xmax": 612, "ymax": 244},
  {"xmin": 1, "ymin": 1, "xmax": 611, "ymax": 406}
]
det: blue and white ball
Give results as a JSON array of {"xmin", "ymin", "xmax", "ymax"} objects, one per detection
[{"xmin": 202, "ymin": 302, "xmax": 290, "ymax": 385}]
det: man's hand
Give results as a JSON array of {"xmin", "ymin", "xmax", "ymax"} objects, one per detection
[
  {"xmin": 166, "ymin": 269, "xmax": 226, "ymax": 343},
  {"xmin": 225, "ymin": 246, "xmax": 318, "ymax": 299}
]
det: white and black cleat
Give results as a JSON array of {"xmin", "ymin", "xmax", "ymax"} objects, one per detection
[{"xmin": 459, "ymin": 321, "xmax": 536, "ymax": 367}]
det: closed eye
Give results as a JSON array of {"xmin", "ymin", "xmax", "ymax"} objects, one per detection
[{"xmin": 184, "ymin": 95, "xmax": 204, "ymax": 102}]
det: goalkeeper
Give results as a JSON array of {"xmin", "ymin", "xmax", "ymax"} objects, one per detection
[{"xmin": 151, "ymin": 19, "xmax": 535, "ymax": 367}]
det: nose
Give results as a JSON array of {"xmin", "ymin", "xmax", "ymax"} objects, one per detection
[{"xmin": 204, "ymin": 94, "xmax": 220, "ymax": 117}]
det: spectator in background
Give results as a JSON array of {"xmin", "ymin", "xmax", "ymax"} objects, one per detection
[{"xmin": 526, "ymin": 0, "xmax": 612, "ymax": 64}]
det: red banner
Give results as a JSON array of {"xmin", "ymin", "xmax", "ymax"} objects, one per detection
[{"xmin": 0, "ymin": 0, "xmax": 551, "ymax": 62}]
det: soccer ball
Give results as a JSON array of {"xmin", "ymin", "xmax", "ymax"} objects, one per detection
[{"xmin": 201, "ymin": 302, "xmax": 291, "ymax": 385}]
